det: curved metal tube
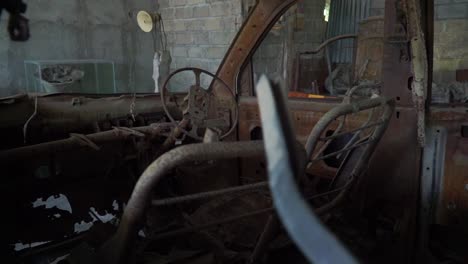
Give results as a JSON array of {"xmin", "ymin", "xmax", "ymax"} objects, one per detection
[
  {"xmin": 151, "ymin": 181, "xmax": 269, "ymax": 207},
  {"xmin": 98, "ymin": 140, "xmax": 265, "ymax": 264},
  {"xmin": 305, "ymin": 97, "xmax": 395, "ymax": 158},
  {"xmin": 300, "ymin": 34, "xmax": 358, "ymax": 55}
]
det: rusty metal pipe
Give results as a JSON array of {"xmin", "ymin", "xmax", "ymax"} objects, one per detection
[
  {"xmin": 154, "ymin": 119, "xmax": 189, "ymax": 156},
  {"xmin": 0, "ymin": 123, "xmax": 173, "ymax": 162},
  {"xmin": 152, "ymin": 208, "xmax": 273, "ymax": 242},
  {"xmin": 151, "ymin": 181, "xmax": 269, "ymax": 207},
  {"xmin": 305, "ymin": 97, "xmax": 395, "ymax": 157},
  {"xmin": 147, "ymin": 185, "xmax": 350, "ymax": 243},
  {"xmin": 248, "ymin": 215, "xmax": 281, "ymax": 263},
  {"xmin": 300, "ymin": 34, "xmax": 358, "ymax": 55},
  {"xmin": 98, "ymin": 140, "xmax": 265, "ymax": 264}
]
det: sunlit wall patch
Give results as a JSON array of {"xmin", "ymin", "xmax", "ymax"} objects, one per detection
[{"xmin": 324, "ymin": 0, "xmax": 331, "ymax": 22}]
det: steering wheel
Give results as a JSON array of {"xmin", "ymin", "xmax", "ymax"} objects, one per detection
[{"xmin": 161, "ymin": 67, "xmax": 238, "ymax": 141}]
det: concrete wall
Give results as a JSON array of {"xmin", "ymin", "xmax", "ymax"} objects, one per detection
[
  {"xmin": 434, "ymin": 0, "xmax": 468, "ymax": 84},
  {"xmin": 157, "ymin": 0, "xmax": 243, "ymax": 90},
  {"xmin": 0, "ymin": 0, "xmax": 159, "ymax": 97}
]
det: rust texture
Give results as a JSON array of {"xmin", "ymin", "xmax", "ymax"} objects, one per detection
[
  {"xmin": 99, "ymin": 141, "xmax": 266, "ymax": 264},
  {"xmin": 431, "ymin": 106, "xmax": 468, "ymax": 231},
  {"xmin": 456, "ymin": 69, "xmax": 468, "ymax": 82},
  {"xmin": 0, "ymin": 123, "xmax": 172, "ymax": 162},
  {"xmin": 5, "ymin": 0, "xmax": 463, "ymax": 263},
  {"xmin": 160, "ymin": 67, "xmax": 238, "ymax": 140},
  {"xmin": 407, "ymin": 0, "xmax": 428, "ymax": 146},
  {"xmin": 216, "ymin": 0, "xmax": 296, "ymax": 91},
  {"xmin": 0, "ymin": 93, "xmax": 182, "ymax": 134},
  {"xmin": 437, "ymin": 133, "xmax": 468, "ymax": 233},
  {"xmin": 354, "ymin": 16, "xmax": 384, "ymax": 81},
  {"xmin": 355, "ymin": 0, "xmax": 425, "ymax": 261}
]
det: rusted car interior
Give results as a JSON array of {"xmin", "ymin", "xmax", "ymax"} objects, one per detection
[{"xmin": 2, "ymin": 0, "xmax": 468, "ymax": 263}]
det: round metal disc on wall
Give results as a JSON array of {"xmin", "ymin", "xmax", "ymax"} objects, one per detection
[{"xmin": 137, "ymin": 11, "xmax": 154, "ymax": 32}]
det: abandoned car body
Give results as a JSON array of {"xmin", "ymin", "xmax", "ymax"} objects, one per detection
[{"xmin": 1, "ymin": 0, "xmax": 468, "ymax": 263}]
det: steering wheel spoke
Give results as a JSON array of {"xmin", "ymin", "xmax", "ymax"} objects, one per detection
[
  {"xmin": 160, "ymin": 67, "xmax": 238, "ymax": 141},
  {"xmin": 193, "ymin": 69, "xmax": 202, "ymax": 87}
]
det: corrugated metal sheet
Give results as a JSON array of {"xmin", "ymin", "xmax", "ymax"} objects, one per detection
[{"xmin": 327, "ymin": 0, "xmax": 371, "ymax": 63}]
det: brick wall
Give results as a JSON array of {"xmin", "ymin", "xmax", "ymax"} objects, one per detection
[
  {"xmin": 158, "ymin": 0, "xmax": 243, "ymax": 90},
  {"xmin": 434, "ymin": 0, "xmax": 468, "ymax": 83}
]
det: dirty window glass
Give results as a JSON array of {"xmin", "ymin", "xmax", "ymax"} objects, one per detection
[
  {"xmin": 250, "ymin": 0, "xmax": 376, "ymax": 98},
  {"xmin": 251, "ymin": 1, "xmax": 329, "ymax": 96},
  {"xmin": 23, "ymin": 60, "xmax": 117, "ymax": 94},
  {"xmin": 432, "ymin": 2, "xmax": 468, "ymax": 104}
]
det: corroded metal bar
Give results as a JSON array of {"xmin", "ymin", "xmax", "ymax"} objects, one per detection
[
  {"xmin": 151, "ymin": 181, "xmax": 268, "ymax": 207},
  {"xmin": 248, "ymin": 215, "xmax": 280, "ymax": 263},
  {"xmin": 148, "ymin": 188, "xmax": 349, "ymax": 243},
  {"xmin": 305, "ymin": 97, "xmax": 395, "ymax": 158},
  {"xmin": 151, "ymin": 208, "xmax": 273, "ymax": 242},
  {"xmin": 98, "ymin": 140, "xmax": 265, "ymax": 264},
  {"xmin": 0, "ymin": 123, "xmax": 173, "ymax": 162},
  {"xmin": 300, "ymin": 34, "xmax": 358, "ymax": 55}
]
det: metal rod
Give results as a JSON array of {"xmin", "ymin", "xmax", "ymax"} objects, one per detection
[
  {"xmin": 0, "ymin": 123, "xmax": 173, "ymax": 162},
  {"xmin": 335, "ymin": 101, "xmax": 377, "ymax": 160},
  {"xmin": 153, "ymin": 169, "xmax": 353, "ymax": 208},
  {"xmin": 248, "ymin": 215, "xmax": 280, "ymax": 263},
  {"xmin": 151, "ymin": 181, "xmax": 268, "ymax": 207},
  {"xmin": 300, "ymin": 34, "xmax": 358, "ymax": 55},
  {"xmin": 305, "ymin": 97, "xmax": 395, "ymax": 157},
  {"xmin": 19, "ymin": 233, "xmax": 87, "ymax": 258},
  {"xmin": 312, "ymin": 139, "xmax": 375, "ymax": 163},
  {"xmin": 151, "ymin": 208, "xmax": 273, "ymax": 241},
  {"xmin": 149, "ymin": 183, "xmax": 353, "ymax": 242},
  {"xmin": 312, "ymin": 114, "xmax": 347, "ymax": 160},
  {"xmin": 155, "ymin": 119, "xmax": 189, "ymax": 156},
  {"xmin": 319, "ymin": 120, "xmax": 386, "ymax": 141},
  {"xmin": 325, "ymin": 46, "xmax": 334, "ymax": 94}
]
